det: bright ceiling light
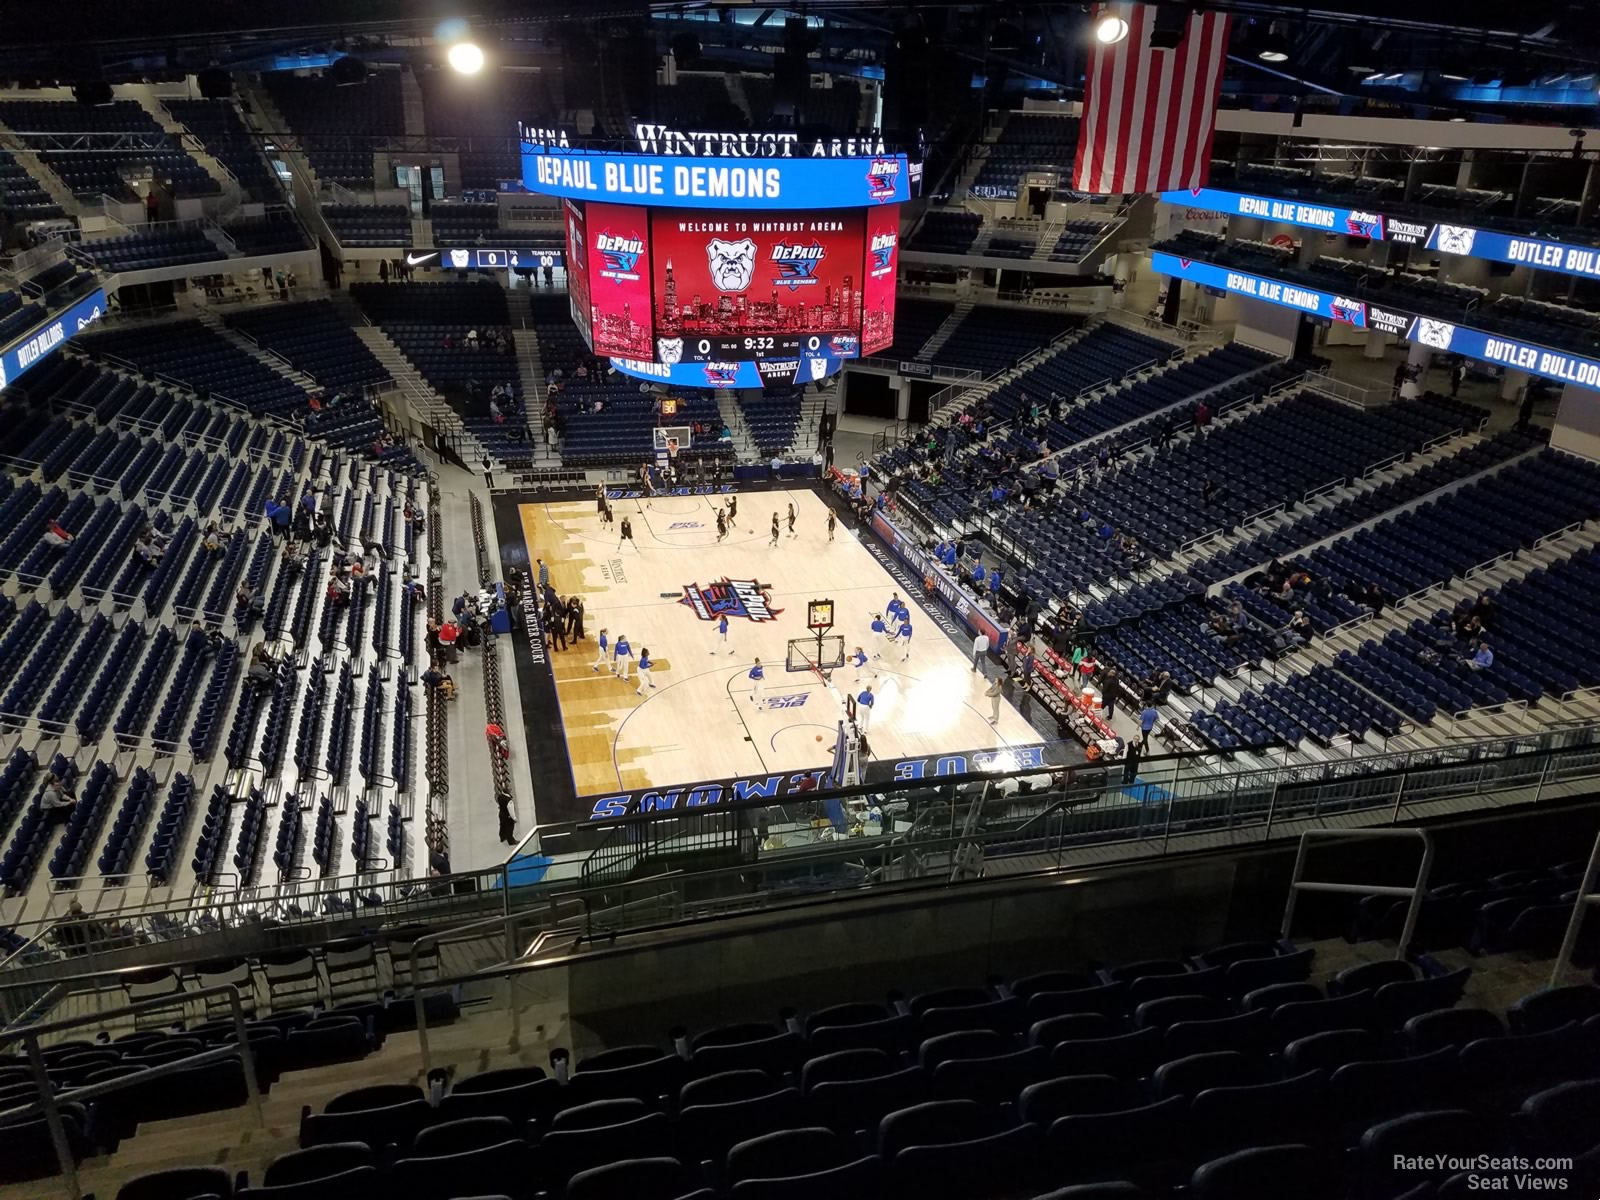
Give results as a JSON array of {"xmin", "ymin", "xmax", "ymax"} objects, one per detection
[
  {"xmin": 1095, "ymin": 14, "xmax": 1129, "ymax": 45},
  {"xmin": 448, "ymin": 41, "xmax": 485, "ymax": 74}
]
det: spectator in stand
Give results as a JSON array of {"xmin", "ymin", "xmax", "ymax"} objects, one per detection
[
  {"xmin": 1451, "ymin": 360, "xmax": 1466, "ymax": 397},
  {"xmin": 496, "ymin": 792, "xmax": 516, "ymax": 846},
  {"xmin": 326, "ymin": 573, "xmax": 351, "ymax": 608},
  {"xmin": 40, "ymin": 772, "xmax": 77, "ymax": 814},
  {"xmin": 1193, "ymin": 399, "xmax": 1210, "ymax": 430},
  {"xmin": 1467, "ymin": 642, "xmax": 1495, "ymax": 671},
  {"xmin": 41, "ymin": 520, "xmax": 74, "ymax": 552},
  {"xmin": 265, "ymin": 497, "xmax": 292, "ymax": 540}
]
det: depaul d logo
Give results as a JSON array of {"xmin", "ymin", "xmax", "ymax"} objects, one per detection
[
  {"xmin": 770, "ymin": 240, "xmax": 824, "ymax": 289},
  {"xmin": 866, "ymin": 156, "xmax": 901, "ymax": 202},
  {"xmin": 596, "ymin": 230, "xmax": 644, "ymax": 282},
  {"xmin": 680, "ymin": 578, "xmax": 784, "ymax": 622}
]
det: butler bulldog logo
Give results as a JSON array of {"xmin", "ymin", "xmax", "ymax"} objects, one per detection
[
  {"xmin": 807, "ymin": 357, "xmax": 829, "ymax": 382},
  {"xmin": 449, "ymin": 249, "xmax": 471, "ymax": 269},
  {"xmin": 680, "ymin": 577, "xmax": 784, "ymax": 622},
  {"xmin": 707, "ymin": 237, "xmax": 757, "ymax": 292},
  {"xmin": 1436, "ymin": 224, "xmax": 1477, "ymax": 256},
  {"xmin": 1415, "ymin": 318, "xmax": 1457, "ymax": 351},
  {"xmin": 657, "ymin": 337, "xmax": 684, "ymax": 365}
]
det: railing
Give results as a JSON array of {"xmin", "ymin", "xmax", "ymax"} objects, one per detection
[
  {"xmin": 0, "ymin": 984, "xmax": 263, "ymax": 1200},
  {"xmin": 1281, "ymin": 829, "xmax": 1434, "ymax": 959}
]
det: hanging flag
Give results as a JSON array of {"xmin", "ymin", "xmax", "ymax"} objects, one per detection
[{"xmin": 1072, "ymin": 3, "xmax": 1232, "ymax": 196}]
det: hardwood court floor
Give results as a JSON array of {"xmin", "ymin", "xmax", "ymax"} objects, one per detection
[{"xmin": 516, "ymin": 488, "xmax": 1040, "ymax": 801}]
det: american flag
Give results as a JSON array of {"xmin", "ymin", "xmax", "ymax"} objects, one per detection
[{"xmin": 1072, "ymin": 3, "xmax": 1232, "ymax": 195}]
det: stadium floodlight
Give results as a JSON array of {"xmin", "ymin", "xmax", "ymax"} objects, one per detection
[
  {"xmin": 1095, "ymin": 14, "xmax": 1129, "ymax": 44},
  {"xmin": 448, "ymin": 41, "xmax": 485, "ymax": 75}
]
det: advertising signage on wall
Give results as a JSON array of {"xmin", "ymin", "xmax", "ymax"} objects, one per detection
[
  {"xmin": 1149, "ymin": 252, "xmax": 1371, "ymax": 327},
  {"xmin": 520, "ymin": 146, "xmax": 911, "ymax": 210},
  {"xmin": 1160, "ymin": 188, "xmax": 1385, "ymax": 239},
  {"xmin": 0, "ymin": 288, "xmax": 106, "ymax": 389},
  {"xmin": 1151, "ymin": 252, "xmax": 1600, "ymax": 393},
  {"xmin": 1162, "ymin": 187, "xmax": 1600, "ymax": 284}
]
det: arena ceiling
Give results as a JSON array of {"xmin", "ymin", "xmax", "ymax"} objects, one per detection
[{"xmin": 0, "ymin": 1, "xmax": 1593, "ymax": 123}]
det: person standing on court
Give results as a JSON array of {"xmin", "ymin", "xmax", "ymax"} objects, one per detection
[
  {"xmin": 612, "ymin": 632, "xmax": 634, "ymax": 682},
  {"xmin": 1139, "ymin": 702, "xmax": 1159, "ymax": 752},
  {"xmin": 727, "ymin": 493, "xmax": 738, "ymax": 528},
  {"xmin": 972, "ymin": 630, "xmax": 989, "ymax": 673},
  {"xmin": 986, "ymin": 673, "xmax": 1004, "ymax": 724},
  {"xmin": 713, "ymin": 612, "xmax": 735, "ymax": 656},
  {"xmin": 618, "ymin": 515, "xmax": 637, "ymax": 552},
  {"xmin": 537, "ymin": 558, "xmax": 549, "ymax": 591},
  {"xmin": 787, "ymin": 502, "xmax": 797, "ymax": 539},
  {"xmin": 748, "ymin": 658, "xmax": 766, "ymax": 707},
  {"xmin": 896, "ymin": 616, "xmax": 913, "ymax": 661},
  {"xmin": 635, "ymin": 647, "xmax": 657, "ymax": 694},
  {"xmin": 716, "ymin": 507, "xmax": 727, "ymax": 541},
  {"xmin": 591, "ymin": 628, "xmax": 610, "ymax": 672},
  {"xmin": 870, "ymin": 612, "xmax": 890, "ymax": 657},
  {"xmin": 855, "ymin": 682, "xmax": 875, "ymax": 731},
  {"xmin": 848, "ymin": 645, "xmax": 870, "ymax": 683},
  {"xmin": 769, "ymin": 512, "xmax": 780, "ymax": 547}
]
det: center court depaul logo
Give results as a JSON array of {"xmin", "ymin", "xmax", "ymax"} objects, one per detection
[{"xmin": 680, "ymin": 578, "xmax": 784, "ymax": 622}]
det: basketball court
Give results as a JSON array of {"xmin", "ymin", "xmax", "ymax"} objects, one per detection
[{"xmin": 502, "ymin": 479, "xmax": 1043, "ymax": 823}]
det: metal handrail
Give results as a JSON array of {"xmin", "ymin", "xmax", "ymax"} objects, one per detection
[
  {"xmin": 1550, "ymin": 823, "xmax": 1600, "ymax": 988},
  {"xmin": 1281, "ymin": 828, "xmax": 1435, "ymax": 960},
  {"xmin": 0, "ymin": 983, "xmax": 262, "ymax": 1200}
]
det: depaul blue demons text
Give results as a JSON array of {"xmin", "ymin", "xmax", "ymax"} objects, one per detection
[
  {"xmin": 520, "ymin": 149, "xmax": 911, "ymax": 210},
  {"xmin": 585, "ymin": 745, "xmax": 1052, "ymax": 819}
]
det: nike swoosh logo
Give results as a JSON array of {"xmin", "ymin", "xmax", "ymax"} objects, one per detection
[{"xmin": 406, "ymin": 252, "xmax": 438, "ymax": 266}]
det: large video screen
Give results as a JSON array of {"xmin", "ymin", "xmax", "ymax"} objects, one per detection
[
  {"xmin": 585, "ymin": 202, "xmax": 654, "ymax": 360},
  {"xmin": 649, "ymin": 209, "xmax": 866, "ymax": 362},
  {"xmin": 564, "ymin": 200, "xmax": 592, "ymax": 347},
  {"xmin": 861, "ymin": 205, "xmax": 899, "ymax": 356}
]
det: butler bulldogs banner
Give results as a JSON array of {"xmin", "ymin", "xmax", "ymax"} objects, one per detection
[
  {"xmin": 0, "ymin": 288, "xmax": 106, "ymax": 390},
  {"xmin": 1152, "ymin": 251, "xmax": 1600, "ymax": 393},
  {"xmin": 521, "ymin": 147, "xmax": 910, "ymax": 210}
]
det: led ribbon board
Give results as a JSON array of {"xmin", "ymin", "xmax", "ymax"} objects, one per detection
[
  {"xmin": 411, "ymin": 248, "xmax": 564, "ymax": 270},
  {"xmin": 1151, "ymin": 251, "xmax": 1600, "ymax": 392},
  {"xmin": 521, "ymin": 147, "xmax": 910, "ymax": 210},
  {"xmin": 0, "ymin": 288, "xmax": 107, "ymax": 389},
  {"xmin": 1163, "ymin": 187, "xmax": 1600, "ymax": 284},
  {"xmin": 609, "ymin": 353, "xmax": 845, "ymax": 389}
]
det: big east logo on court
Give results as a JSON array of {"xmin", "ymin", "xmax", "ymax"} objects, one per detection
[{"xmin": 680, "ymin": 578, "xmax": 784, "ymax": 622}]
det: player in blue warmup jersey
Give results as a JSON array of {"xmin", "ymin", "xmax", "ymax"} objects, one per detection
[
  {"xmin": 869, "ymin": 613, "xmax": 890, "ymax": 656},
  {"xmin": 748, "ymin": 658, "xmax": 765, "ymax": 707},
  {"xmin": 897, "ymin": 617, "xmax": 913, "ymax": 661},
  {"xmin": 712, "ymin": 612, "xmax": 735, "ymax": 655},
  {"xmin": 635, "ymin": 647, "xmax": 656, "ymax": 694},
  {"xmin": 855, "ymin": 683, "xmax": 875, "ymax": 732},
  {"xmin": 848, "ymin": 645, "xmax": 870, "ymax": 683},
  {"xmin": 591, "ymin": 628, "xmax": 610, "ymax": 672},
  {"xmin": 612, "ymin": 633, "xmax": 633, "ymax": 682}
]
